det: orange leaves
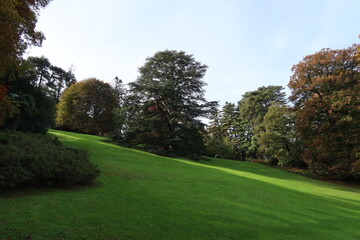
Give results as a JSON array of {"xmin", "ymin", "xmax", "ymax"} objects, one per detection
[
  {"xmin": 0, "ymin": 0, "xmax": 51, "ymax": 76},
  {"xmin": 0, "ymin": 85, "xmax": 9, "ymax": 102},
  {"xmin": 289, "ymin": 44, "xmax": 360, "ymax": 179}
]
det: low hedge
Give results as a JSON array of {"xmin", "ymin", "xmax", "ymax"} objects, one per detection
[{"xmin": 0, "ymin": 130, "xmax": 100, "ymax": 188}]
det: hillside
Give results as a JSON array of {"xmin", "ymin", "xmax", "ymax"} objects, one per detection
[{"xmin": 1, "ymin": 130, "xmax": 359, "ymax": 240}]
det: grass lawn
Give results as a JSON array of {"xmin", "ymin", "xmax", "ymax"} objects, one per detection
[{"xmin": 1, "ymin": 129, "xmax": 359, "ymax": 240}]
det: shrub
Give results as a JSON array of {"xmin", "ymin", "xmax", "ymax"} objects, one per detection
[{"xmin": 0, "ymin": 130, "xmax": 100, "ymax": 188}]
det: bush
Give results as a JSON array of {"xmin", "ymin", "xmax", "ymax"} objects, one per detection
[
  {"xmin": 0, "ymin": 130, "xmax": 100, "ymax": 188},
  {"xmin": 205, "ymin": 138, "xmax": 234, "ymax": 160}
]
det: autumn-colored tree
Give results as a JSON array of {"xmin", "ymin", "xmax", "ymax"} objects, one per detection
[
  {"xmin": 0, "ymin": 0, "xmax": 52, "ymax": 76},
  {"xmin": 56, "ymin": 78, "xmax": 118, "ymax": 135},
  {"xmin": 0, "ymin": 85, "xmax": 16, "ymax": 125},
  {"xmin": 289, "ymin": 44, "xmax": 360, "ymax": 179},
  {"xmin": 0, "ymin": 0, "xmax": 52, "ymax": 126}
]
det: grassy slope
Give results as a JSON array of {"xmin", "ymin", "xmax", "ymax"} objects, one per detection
[{"xmin": 1, "ymin": 130, "xmax": 359, "ymax": 240}]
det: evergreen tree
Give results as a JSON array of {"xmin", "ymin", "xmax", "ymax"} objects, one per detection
[
  {"xmin": 111, "ymin": 77, "xmax": 128, "ymax": 140},
  {"xmin": 126, "ymin": 50, "xmax": 217, "ymax": 155},
  {"xmin": 220, "ymin": 102, "xmax": 243, "ymax": 159},
  {"xmin": 258, "ymin": 103, "xmax": 303, "ymax": 167},
  {"xmin": 207, "ymin": 109, "xmax": 223, "ymax": 145},
  {"xmin": 237, "ymin": 86, "xmax": 287, "ymax": 159}
]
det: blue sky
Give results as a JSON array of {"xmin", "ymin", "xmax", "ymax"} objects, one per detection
[{"xmin": 28, "ymin": 0, "xmax": 360, "ymax": 105}]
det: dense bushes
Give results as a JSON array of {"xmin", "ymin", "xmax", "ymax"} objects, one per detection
[{"xmin": 0, "ymin": 130, "xmax": 100, "ymax": 188}]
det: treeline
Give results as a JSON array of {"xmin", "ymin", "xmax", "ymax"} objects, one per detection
[
  {"xmin": 55, "ymin": 50, "xmax": 217, "ymax": 157},
  {"xmin": 1, "ymin": 1, "xmax": 359, "ymax": 183},
  {"xmin": 0, "ymin": 56, "xmax": 75, "ymax": 133},
  {"xmin": 52, "ymin": 44, "xmax": 359, "ymax": 181},
  {"xmin": 2, "ymin": 47, "xmax": 359, "ymax": 181},
  {"xmin": 207, "ymin": 44, "xmax": 359, "ymax": 181}
]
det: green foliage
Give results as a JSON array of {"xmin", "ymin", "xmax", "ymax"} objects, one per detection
[
  {"xmin": 0, "ymin": 60, "xmax": 58, "ymax": 133},
  {"xmin": 125, "ymin": 50, "xmax": 217, "ymax": 155},
  {"xmin": 2, "ymin": 130, "xmax": 358, "ymax": 239},
  {"xmin": 0, "ymin": 85, "xmax": 16, "ymax": 125},
  {"xmin": 289, "ymin": 44, "xmax": 360, "ymax": 179},
  {"xmin": 206, "ymin": 86, "xmax": 287, "ymax": 161},
  {"xmin": 112, "ymin": 107, "xmax": 128, "ymax": 140},
  {"xmin": 205, "ymin": 136, "xmax": 234, "ymax": 159},
  {"xmin": 258, "ymin": 103, "xmax": 304, "ymax": 167},
  {"xmin": 0, "ymin": 130, "xmax": 100, "ymax": 188},
  {"xmin": 26, "ymin": 56, "xmax": 76, "ymax": 101},
  {"xmin": 237, "ymin": 86, "xmax": 287, "ymax": 159},
  {"xmin": 207, "ymin": 110, "xmax": 223, "ymax": 144},
  {"xmin": 56, "ymin": 78, "xmax": 118, "ymax": 135}
]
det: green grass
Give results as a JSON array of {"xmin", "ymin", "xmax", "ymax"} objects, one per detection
[{"xmin": 1, "ymin": 129, "xmax": 359, "ymax": 240}]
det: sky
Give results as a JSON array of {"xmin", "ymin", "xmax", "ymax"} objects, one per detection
[{"xmin": 28, "ymin": 0, "xmax": 360, "ymax": 105}]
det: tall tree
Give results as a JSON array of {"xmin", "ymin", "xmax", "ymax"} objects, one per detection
[
  {"xmin": 0, "ymin": 0, "xmax": 52, "ymax": 124},
  {"xmin": 0, "ymin": 61, "xmax": 55, "ymax": 133},
  {"xmin": 25, "ymin": 56, "xmax": 76, "ymax": 101},
  {"xmin": 0, "ymin": 0, "xmax": 52, "ymax": 77},
  {"xmin": 237, "ymin": 86, "xmax": 287, "ymax": 158},
  {"xmin": 207, "ymin": 109, "xmax": 223, "ymax": 145},
  {"xmin": 205, "ymin": 109, "xmax": 232, "ymax": 159},
  {"xmin": 111, "ymin": 77, "xmax": 128, "ymax": 140},
  {"xmin": 220, "ymin": 102, "xmax": 237, "ymax": 141},
  {"xmin": 56, "ymin": 78, "xmax": 118, "ymax": 135},
  {"xmin": 258, "ymin": 103, "xmax": 303, "ymax": 167},
  {"xmin": 126, "ymin": 50, "xmax": 217, "ymax": 155},
  {"xmin": 289, "ymin": 44, "xmax": 360, "ymax": 179},
  {"xmin": 220, "ymin": 102, "xmax": 244, "ymax": 159}
]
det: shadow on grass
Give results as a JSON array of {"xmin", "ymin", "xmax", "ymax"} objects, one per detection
[
  {"xmin": 0, "ymin": 182, "xmax": 102, "ymax": 199},
  {"xmin": 1, "ymin": 130, "xmax": 359, "ymax": 239}
]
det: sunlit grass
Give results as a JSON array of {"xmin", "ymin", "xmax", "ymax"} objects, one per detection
[{"xmin": 1, "ymin": 129, "xmax": 359, "ymax": 240}]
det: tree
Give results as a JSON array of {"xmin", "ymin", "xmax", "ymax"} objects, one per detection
[
  {"xmin": 289, "ymin": 44, "xmax": 360, "ymax": 179},
  {"xmin": 0, "ymin": 85, "xmax": 16, "ymax": 126},
  {"xmin": 220, "ymin": 102, "xmax": 237, "ymax": 141},
  {"xmin": 0, "ymin": 60, "xmax": 56, "ymax": 133},
  {"xmin": 0, "ymin": 0, "xmax": 52, "ymax": 125},
  {"xmin": 220, "ymin": 102, "xmax": 243, "ymax": 159},
  {"xmin": 237, "ymin": 86, "xmax": 287, "ymax": 159},
  {"xmin": 56, "ymin": 78, "xmax": 118, "ymax": 135},
  {"xmin": 0, "ymin": 56, "xmax": 76, "ymax": 132},
  {"xmin": 0, "ymin": 0, "xmax": 52, "ymax": 77},
  {"xmin": 126, "ymin": 50, "xmax": 217, "ymax": 155},
  {"xmin": 112, "ymin": 76, "xmax": 127, "ymax": 107},
  {"xmin": 206, "ymin": 109, "xmax": 233, "ymax": 159},
  {"xmin": 111, "ymin": 77, "xmax": 128, "ymax": 140},
  {"xmin": 25, "ymin": 56, "xmax": 76, "ymax": 101},
  {"xmin": 258, "ymin": 103, "xmax": 303, "ymax": 167},
  {"xmin": 207, "ymin": 109, "xmax": 223, "ymax": 145}
]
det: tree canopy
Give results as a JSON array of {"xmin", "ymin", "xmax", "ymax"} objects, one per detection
[
  {"xmin": 258, "ymin": 103, "xmax": 302, "ymax": 167},
  {"xmin": 289, "ymin": 44, "xmax": 360, "ymax": 179},
  {"xmin": 0, "ymin": 0, "xmax": 52, "ymax": 76},
  {"xmin": 56, "ymin": 78, "xmax": 118, "ymax": 135},
  {"xmin": 125, "ymin": 50, "xmax": 217, "ymax": 155}
]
